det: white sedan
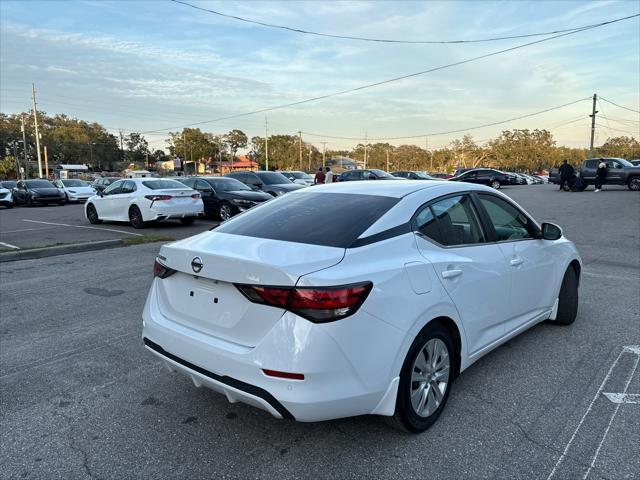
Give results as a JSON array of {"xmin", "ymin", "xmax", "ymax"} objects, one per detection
[
  {"xmin": 142, "ymin": 180, "xmax": 581, "ymax": 432},
  {"xmin": 85, "ymin": 178, "xmax": 203, "ymax": 228},
  {"xmin": 53, "ymin": 179, "xmax": 96, "ymax": 202},
  {"xmin": 0, "ymin": 186, "xmax": 13, "ymax": 208}
]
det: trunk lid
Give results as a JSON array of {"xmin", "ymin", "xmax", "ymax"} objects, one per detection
[{"xmin": 156, "ymin": 232, "xmax": 345, "ymax": 346}]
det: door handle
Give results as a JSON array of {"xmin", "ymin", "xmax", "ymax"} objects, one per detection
[
  {"xmin": 442, "ymin": 269, "xmax": 463, "ymax": 279},
  {"xmin": 510, "ymin": 258, "xmax": 524, "ymax": 267}
]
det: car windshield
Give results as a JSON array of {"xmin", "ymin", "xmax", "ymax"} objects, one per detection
[
  {"xmin": 212, "ymin": 178, "xmax": 251, "ymax": 192},
  {"xmin": 370, "ymin": 169, "xmax": 394, "ymax": 178},
  {"xmin": 26, "ymin": 180, "xmax": 55, "ymax": 188},
  {"xmin": 613, "ymin": 158, "xmax": 633, "ymax": 167},
  {"xmin": 415, "ymin": 172, "xmax": 433, "ymax": 179},
  {"xmin": 142, "ymin": 180, "xmax": 187, "ymax": 190},
  {"xmin": 61, "ymin": 180, "xmax": 89, "ymax": 187},
  {"xmin": 287, "ymin": 172, "xmax": 306, "ymax": 179},
  {"xmin": 215, "ymin": 192, "xmax": 400, "ymax": 248},
  {"xmin": 255, "ymin": 172, "xmax": 291, "ymax": 185}
]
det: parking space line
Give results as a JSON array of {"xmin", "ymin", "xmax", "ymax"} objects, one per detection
[
  {"xmin": 602, "ymin": 393, "xmax": 640, "ymax": 404},
  {"xmin": 1, "ymin": 226, "xmax": 60, "ymax": 234},
  {"xmin": 583, "ymin": 353, "xmax": 639, "ymax": 479},
  {"xmin": 0, "ymin": 242, "xmax": 20, "ymax": 250},
  {"xmin": 22, "ymin": 219, "xmax": 143, "ymax": 237},
  {"xmin": 546, "ymin": 347, "xmax": 627, "ymax": 480}
]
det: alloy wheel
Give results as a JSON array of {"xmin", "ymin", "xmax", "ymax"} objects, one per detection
[
  {"xmin": 491, "ymin": 180, "xmax": 501, "ymax": 189},
  {"xmin": 630, "ymin": 178, "xmax": 640, "ymax": 191},
  {"xmin": 410, "ymin": 338, "xmax": 450, "ymax": 418},
  {"xmin": 219, "ymin": 203, "xmax": 232, "ymax": 220}
]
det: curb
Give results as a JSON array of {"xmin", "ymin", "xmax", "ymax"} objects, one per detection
[{"xmin": 0, "ymin": 239, "xmax": 125, "ymax": 263}]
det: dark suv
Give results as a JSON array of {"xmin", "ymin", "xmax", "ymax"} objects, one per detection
[
  {"xmin": 338, "ymin": 169, "xmax": 401, "ymax": 181},
  {"xmin": 225, "ymin": 171, "xmax": 305, "ymax": 196},
  {"xmin": 448, "ymin": 169, "xmax": 511, "ymax": 189},
  {"xmin": 580, "ymin": 158, "xmax": 640, "ymax": 191}
]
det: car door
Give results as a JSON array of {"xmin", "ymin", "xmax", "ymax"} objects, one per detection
[
  {"xmin": 459, "ymin": 171, "xmax": 477, "ymax": 184},
  {"xmin": 115, "ymin": 180, "xmax": 138, "ymax": 220},
  {"xmin": 475, "ymin": 193, "xmax": 557, "ymax": 333},
  {"xmin": 195, "ymin": 179, "xmax": 218, "ymax": 213},
  {"xmin": 97, "ymin": 180, "xmax": 124, "ymax": 219},
  {"xmin": 13, "ymin": 181, "xmax": 26, "ymax": 203},
  {"xmin": 413, "ymin": 194, "xmax": 511, "ymax": 356},
  {"xmin": 605, "ymin": 159, "xmax": 624, "ymax": 184}
]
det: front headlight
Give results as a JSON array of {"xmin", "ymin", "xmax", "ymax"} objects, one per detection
[{"xmin": 231, "ymin": 198, "xmax": 253, "ymax": 206}]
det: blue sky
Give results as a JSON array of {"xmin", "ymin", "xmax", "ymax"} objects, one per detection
[{"xmin": 1, "ymin": 0, "xmax": 638, "ymax": 152}]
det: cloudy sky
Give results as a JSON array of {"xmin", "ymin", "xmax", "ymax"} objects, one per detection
[{"xmin": 1, "ymin": 0, "xmax": 638, "ymax": 152}]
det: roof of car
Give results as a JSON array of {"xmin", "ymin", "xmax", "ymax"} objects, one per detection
[{"xmin": 303, "ymin": 179, "xmax": 496, "ymax": 198}]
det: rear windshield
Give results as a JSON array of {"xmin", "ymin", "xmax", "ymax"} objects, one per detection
[
  {"xmin": 215, "ymin": 192, "xmax": 400, "ymax": 248},
  {"xmin": 142, "ymin": 180, "xmax": 187, "ymax": 190},
  {"xmin": 256, "ymin": 172, "xmax": 291, "ymax": 185}
]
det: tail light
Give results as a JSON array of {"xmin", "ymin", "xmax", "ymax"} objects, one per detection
[
  {"xmin": 191, "ymin": 193, "xmax": 201, "ymax": 199},
  {"xmin": 153, "ymin": 258, "xmax": 176, "ymax": 279},
  {"xmin": 145, "ymin": 195, "xmax": 172, "ymax": 201},
  {"xmin": 235, "ymin": 282, "xmax": 373, "ymax": 323}
]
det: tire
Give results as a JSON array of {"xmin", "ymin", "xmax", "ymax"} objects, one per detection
[
  {"xmin": 490, "ymin": 180, "xmax": 501, "ymax": 190},
  {"xmin": 218, "ymin": 202, "xmax": 233, "ymax": 221},
  {"xmin": 628, "ymin": 177, "xmax": 640, "ymax": 191},
  {"xmin": 180, "ymin": 217, "xmax": 196, "ymax": 225},
  {"xmin": 128, "ymin": 205, "xmax": 146, "ymax": 229},
  {"xmin": 26, "ymin": 196, "xmax": 33, "ymax": 208},
  {"xmin": 577, "ymin": 184, "xmax": 588, "ymax": 192},
  {"xmin": 86, "ymin": 203, "xmax": 102, "ymax": 224},
  {"xmin": 553, "ymin": 267, "xmax": 579, "ymax": 326},
  {"xmin": 65, "ymin": 193, "xmax": 70, "ymax": 203},
  {"xmin": 58, "ymin": 200, "xmax": 66, "ymax": 206},
  {"xmin": 6, "ymin": 202, "xmax": 13, "ymax": 209},
  {"xmin": 395, "ymin": 322, "xmax": 455, "ymax": 433}
]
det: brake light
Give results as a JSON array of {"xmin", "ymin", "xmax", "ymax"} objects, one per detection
[
  {"xmin": 262, "ymin": 369, "xmax": 304, "ymax": 380},
  {"xmin": 191, "ymin": 193, "xmax": 201, "ymax": 199},
  {"xmin": 153, "ymin": 258, "xmax": 176, "ymax": 279},
  {"xmin": 235, "ymin": 282, "xmax": 372, "ymax": 323},
  {"xmin": 145, "ymin": 195, "xmax": 172, "ymax": 201}
]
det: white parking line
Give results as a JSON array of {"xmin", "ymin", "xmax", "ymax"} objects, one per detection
[
  {"xmin": 583, "ymin": 271, "xmax": 640, "ymax": 281},
  {"xmin": 602, "ymin": 393, "xmax": 640, "ymax": 404},
  {"xmin": 0, "ymin": 242, "xmax": 20, "ymax": 250},
  {"xmin": 22, "ymin": 219, "xmax": 143, "ymax": 237},
  {"xmin": 1, "ymin": 226, "xmax": 59, "ymax": 234},
  {"xmin": 583, "ymin": 354, "xmax": 639, "ymax": 479},
  {"xmin": 546, "ymin": 346, "xmax": 629, "ymax": 480}
]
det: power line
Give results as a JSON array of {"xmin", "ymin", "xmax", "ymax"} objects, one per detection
[
  {"xmin": 301, "ymin": 98, "xmax": 590, "ymax": 141},
  {"xmin": 596, "ymin": 123, "xmax": 639, "ymax": 135},
  {"xmin": 600, "ymin": 96, "xmax": 640, "ymax": 114},
  {"xmin": 140, "ymin": 13, "xmax": 638, "ymax": 134},
  {"xmin": 171, "ymin": 0, "xmax": 638, "ymax": 45}
]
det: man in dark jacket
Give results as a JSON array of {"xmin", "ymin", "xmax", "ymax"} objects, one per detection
[
  {"xmin": 313, "ymin": 167, "xmax": 325, "ymax": 185},
  {"xmin": 558, "ymin": 160, "xmax": 575, "ymax": 191}
]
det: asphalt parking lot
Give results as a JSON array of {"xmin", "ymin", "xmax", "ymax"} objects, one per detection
[
  {"xmin": 1, "ymin": 184, "xmax": 639, "ymax": 479},
  {"xmin": 0, "ymin": 203, "xmax": 218, "ymax": 250}
]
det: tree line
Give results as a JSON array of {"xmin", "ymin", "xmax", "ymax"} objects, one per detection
[{"xmin": 1, "ymin": 111, "xmax": 638, "ymax": 178}]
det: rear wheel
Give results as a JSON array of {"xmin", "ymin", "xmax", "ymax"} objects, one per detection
[
  {"xmin": 553, "ymin": 267, "xmax": 578, "ymax": 326},
  {"xmin": 628, "ymin": 177, "xmax": 640, "ymax": 191},
  {"xmin": 128, "ymin": 205, "xmax": 146, "ymax": 229},
  {"xmin": 180, "ymin": 217, "xmax": 196, "ymax": 225},
  {"xmin": 6, "ymin": 202, "xmax": 13, "ymax": 209},
  {"xmin": 86, "ymin": 204, "xmax": 102, "ymax": 224},
  {"xmin": 26, "ymin": 196, "xmax": 33, "ymax": 207},
  {"xmin": 395, "ymin": 322, "xmax": 454, "ymax": 433},
  {"xmin": 491, "ymin": 180, "xmax": 501, "ymax": 190},
  {"xmin": 218, "ymin": 202, "xmax": 233, "ymax": 221}
]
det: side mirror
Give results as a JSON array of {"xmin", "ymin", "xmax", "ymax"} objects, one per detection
[{"xmin": 541, "ymin": 222, "xmax": 562, "ymax": 240}]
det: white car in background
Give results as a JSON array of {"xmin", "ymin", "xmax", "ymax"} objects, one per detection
[
  {"xmin": 53, "ymin": 179, "xmax": 96, "ymax": 202},
  {"xmin": 85, "ymin": 178, "xmax": 203, "ymax": 228},
  {"xmin": 0, "ymin": 186, "xmax": 13, "ymax": 208},
  {"xmin": 142, "ymin": 180, "xmax": 581, "ymax": 432},
  {"xmin": 278, "ymin": 171, "xmax": 314, "ymax": 186}
]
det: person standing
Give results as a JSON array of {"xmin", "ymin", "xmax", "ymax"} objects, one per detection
[
  {"xmin": 594, "ymin": 160, "xmax": 607, "ymax": 192},
  {"xmin": 313, "ymin": 167, "xmax": 325, "ymax": 185},
  {"xmin": 324, "ymin": 166, "xmax": 334, "ymax": 184},
  {"xmin": 558, "ymin": 160, "xmax": 574, "ymax": 191}
]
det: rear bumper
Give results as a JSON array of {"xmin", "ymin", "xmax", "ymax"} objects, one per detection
[
  {"xmin": 142, "ymin": 279, "xmax": 402, "ymax": 421},
  {"xmin": 146, "ymin": 205, "xmax": 204, "ymax": 221}
]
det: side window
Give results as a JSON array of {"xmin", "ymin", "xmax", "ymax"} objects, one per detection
[
  {"xmin": 103, "ymin": 180, "xmax": 123, "ymax": 195},
  {"xmin": 430, "ymin": 195, "xmax": 486, "ymax": 246},
  {"xmin": 414, "ymin": 207, "xmax": 443, "ymax": 245},
  {"xmin": 123, "ymin": 181, "xmax": 137, "ymax": 193},
  {"xmin": 478, "ymin": 194, "xmax": 533, "ymax": 241},
  {"xmin": 246, "ymin": 173, "xmax": 260, "ymax": 185},
  {"xmin": 585, "ymin": 160, "xmax": 597, "ymax": 169},
  {"xmin": 181, "ymin": 178, "xmax": 195, "ymax": 188},
  {"xmin": 196, "ymin": 180, "xmax": 213, "ymax": 191}
]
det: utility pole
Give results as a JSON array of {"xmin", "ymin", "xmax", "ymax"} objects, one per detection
[
  {"xmin": 363, "ymin": 133, "xmax": 368, "ymax": 169},
  {"xmin": 308, "ymin": 147, "xmax": 312, "ymax": 171},
  {"xmin": 298, "ymin": 131, "xmax": 303, "ymax": 170},
  {"xmin": 20, "ymin": 115, "xmax": 28, "ymax": 179},
  {"xmin": 182, "ymin": 131, "xmax": 187, "ymax": 173},
  {"xmin": 589, "ymin": 93, "xmax": 598, "ymax": 158},
  {"xmin": 119, "ymin": 130, "xmax": 125, "ymax": 164},
  {"xmin": 31, "ymin": 83, "xmax": 43, "ymax": 178},
  {"xmin": 44, "ymin": 145, "xmax": 49, "ymax": 177},
  {"xmin": 264, "ymin": 117, "xmax": 269, "ymax": 171},
  {"xmin": 321, "ymin": 141, "xmax": 327, "ymax": 168}
]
